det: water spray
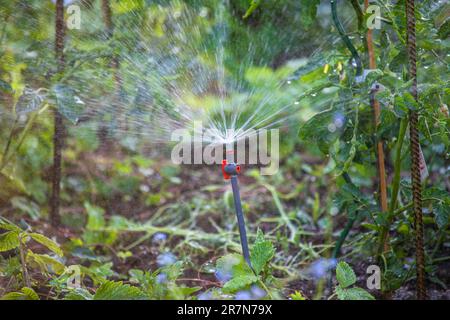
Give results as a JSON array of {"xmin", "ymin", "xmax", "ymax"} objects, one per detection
[{"xmin": 222, "ymin": 146, "xmax": 253, "ymax": 270}]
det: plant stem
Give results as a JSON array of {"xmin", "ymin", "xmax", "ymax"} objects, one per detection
[
  {"xmin": 389, "ymin": 118, "xmax": 408, "ymax": 214},
  {"xmin": 261, "ymin": 183, "xmax": 298, "ymax": 242},
  {"xmin": 349, "ymin": 0, "xmax": 364, "ymax": 30},
  {"xmin": 1, "ymin": 116, "xmax": 18, "ymax": 168},
  {"xmin": 19, "ymin": 234, "xmax": 31, "ymax": 288},
  {"xmin": 0, "ymin": 105, "xmax": 49, "ymax": 172},
  {"xmin": 257, "ymin": 279, "xmax": 274, "ymax": 299},
  {"xmin": 332, "ymin": 216, "xmax": 357, "ymax": 259},
  {"xmin": 377, "ymin": 117, "xmax": 408, "ymax": 255},
  {"xmin": 331, "ymin": 173, "xmax": 359, "ymax": 259}
]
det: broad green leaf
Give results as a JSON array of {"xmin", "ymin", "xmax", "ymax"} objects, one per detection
[
  {"xmin": 112, "ymin": 0, "xmax": 144, "ymax": 14},
  {"xmin": 21, "ymin": 287, "xmax": 39, "ymax": 300},
  {"xmin": 10, "ymin": 197, "xmax": 40, "ymax": 220},
  {"xmin": 216, "ymin": 253, "xmax": 254, "ymax": 280},
  {"xmin": 250, "ymin": 229, "xmax": 275, "ymax": 275},
  {"xmin": 290, "ymin": 290, "xmax": 306, "ymax": 300},
  {"xmin": 26, "ymin": 251, "xmax": 65, "ymax": 274},
  {"xmin": 52, "ymin": 84, "xmax": 85, "ymax": 124},
  {"xmin": 336, "ymin": 261, "xmax": 356, "ymax": 288},
  {"xmin": 93, "ymin": 280, "xmax": 147, "ymax": 300},
  {"xmin": 300, "ymin": 0, "xmax": 320, "ymax": 28},
  {"xmin": 299, "ymin": 109, "xmax": 336, "ymax": 145},
  {"xmin": 176, "ymin": 286, "xmax": 202, "ymax": 297},
  {"xmin": 335, "ymin": 286, "xmax": 375, "ymax": 300},
  {"xmin": 389, "ymin": 50, "xmax": 407, "ymax": 73},
  {"xmin": 222, "ymin": 274, "xmax": 258, "ymax": 293},
  {"xmin": 84, "ymin": 202, "xmax": 105, "ymax": 229},
  {"xmin": 1, "ymin": 287, "xmax": 39, "ymax": 300},
  {"xmin": 216, "ymin": 254, "xmax": 257, "ymax": 293},
  {"xmin": 29, "ymin": 233, "xmax": 63, "ymax": 256},
  {"xmin": 0, "ymin": 231, "xmax": 19, "ymax": 252},
  {"xmin": 83, "ymin": 202, "xmax": 117, "ymax": 245},
  {"xmin": 0, "ymin": 172, "xmax": 27, "ymax": 202},
  {"xmin": 403, "ymin": 92, "xmax": 419, "ymax": 111},
  {"xmin": 15, "ymin": 89, "xmax": 44, "ymax": 115},
  {"xmin": 0, "ymin": 219, "xmax": 22, "ymax": 232},
  {"xmin": 437, "ymin": 19, "xmax": 450, "ymax": 39},
  {"xmin": 65, "ymin": 288, "xmax": 94, "ymax": 300},
  {"xmin": 434, "ymin": 204, "xmax": 449, "ymax": 229},
  {"xmin": 289, "ymin": 54, "xmax": 325, "ymax": 81}
]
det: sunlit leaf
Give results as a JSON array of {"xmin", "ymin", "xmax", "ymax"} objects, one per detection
[
  {"xmin": 29, "ymin": 232, "xmax": 63, "ymax": 257},
  {"xmin": 335, "ymin": 286, "xmax": 374, "ymax": 300},
  {"xmin": 51, "ymin": 84, "xmax": 85, "ymax": 124},
  {"xmin": 250, "ymin": 229, "xmax": 274, "ymax": 275},
  {"xmin": 93, "ymin": 280, "xmax": 147, "ymax": 300},
  {"xmin": 336, "ymin": 261, "xmax": 356, "ymax": 288},
  {"xmin": 0, "ymin": 231, "xmax": 20, "ymax": 252}
]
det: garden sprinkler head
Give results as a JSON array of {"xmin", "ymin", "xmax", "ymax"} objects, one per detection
[
  {"xmin": 222, "ymin": 159, "xmax": 241, "ymax": 180},
  {"xmin": 221, "ymin": 154, "xmax": 253, "ymax": 271}
]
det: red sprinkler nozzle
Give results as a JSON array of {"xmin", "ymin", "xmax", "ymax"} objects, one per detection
[
  {"xmin": 221, "ymin": 159, "xmax": 252, "ymax": 270},
  {"xmin": 222, "ymin": 160, "xmax": 241, "ymax": 180}
]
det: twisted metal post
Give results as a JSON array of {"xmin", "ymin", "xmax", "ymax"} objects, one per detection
[
  {"xmin": 405, "ymin": 0, "xmax": 427, "ymax": 300},
  {"xmin": 50, "ymin": 0, "xmax": 65, "ymax": 227}
]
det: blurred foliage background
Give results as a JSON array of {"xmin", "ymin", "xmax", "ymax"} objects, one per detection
[{"xmin": 0, "ymin": 0, "xmax": 448, "ymax": 300}]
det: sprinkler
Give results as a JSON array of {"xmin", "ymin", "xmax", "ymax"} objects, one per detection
[{"xmin": 222, "ymin": 148, "xmax": 253, "ymax": 270}]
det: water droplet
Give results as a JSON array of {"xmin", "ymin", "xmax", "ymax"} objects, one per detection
[{"xmin": 327, "ymin": 123, "xmax": 336, "ymax": 133}]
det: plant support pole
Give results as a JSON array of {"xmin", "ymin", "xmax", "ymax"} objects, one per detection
[
  {"xmin": 405, "ymin": 0, "xmax": 427, "ymax": 300},
  {"xmin": 365, "ymin": 0, "xmax": 389, "ymax": 217},
  {"xmin": 222, "ymin": 158, "xmax": 252, "ymax": 269},
  {"xmin": 50, "ymin": 0, "xmax": 65, "ymax": 227}
]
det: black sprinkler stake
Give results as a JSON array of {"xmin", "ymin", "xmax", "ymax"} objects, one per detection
[{"xmin": 222, "ymin": 159, "xmax": 253, "ymax": 269}]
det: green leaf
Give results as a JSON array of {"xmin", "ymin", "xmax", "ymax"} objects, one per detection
[
  {"xmin": 335, "ymin": 286, "xmax": 375, "ymax": 300},
  {"xmin": 250, "ymin": 229, "xmax": 275, "ymax": 275},
  {"xmin": 1, "ymin": 287, "xmax": 39, "ymax": 300},
  {"xmin": 26, "ymin": 251, "xmax": 65, "ymax": 274},
  {"xmin": 51, "ymin": 84, "xmax": 85, "ymax": 124},
  {"xmin": 389, "ymin": 50, "xmax": 407, "ymax": 73},
  {"xmin": 0, "ymin": 231, "xmax": 20, "ymax": 252},
  {"xmin": 437, "ymin": 19, "xmax": 450, "ymax": 39},
  {"xmin": 299, "ymin": 109, "xmax": 336, "ymax": 147},
  {"xmin": 29, "ymin": 233, "xmax": 63, "ymax": 256},
  {"xmin": 15, "ymin": 89, "xmax": 44, "ymax": 115},
  {"xmin": 10, "ymin": 197, "xmax": 40, "ymax": 220},
  {"xmin": 403, "ymin": 92, "xmax": 419, "ymax": 111},
  {"xmin": 336, "ymin": 261, "xmax": 356, "ymax": 288},
  {"xmin": 289, "ymin": 55, "xmax": 325, "ymax": 81},
  {"xmin": 222, "ymin": 274, "xmax": 258, "ymax": 293},
  {"xmin": 93, "ymin": 280, "xmax": 147, "ymax": 300},
  {"xmin": 434, "ymin": 204, "xmax": 449, "ymax": 229},
  {"xmin": 243, "ymin": 0, "xmax": 261, "ymax": 19},
  {"xmin": 84, "ymin": 202, "xmax": 105, "ymax": 229},
  {"xmin": 83, "ymin": 202, "xmax": 116, "ymax": 245},
  {"xmin": 0, "ymin": 172, "xmax": 27, "ymax": 202},
  {"xmin": 300, "ymin": 0, "xmax": 320, "ymax": 28},
  {"xmin": 0, "ymin": 79, "xmax": 12, "ymax": 93},
  {"xmin": 290, "ymin": 290, "xmax": 306, "ymax": 300},
  {"xmin": 216, "ymin": 254, "xmax": 257, "ymax": 293},
  {"xmin": 65, "ymin": 288, "xmax": 94, "ymax": 300},
  {"xmin": 0, "ymin": 219, "xmax": 22, "ymax": 232}
]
